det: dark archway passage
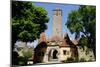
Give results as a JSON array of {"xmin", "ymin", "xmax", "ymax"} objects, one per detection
[
  {"xmin": 48, "ymin": 49, "xmax": 59, "ymax": 62},
  {"xmin": 53, "ymin": 50, "xmax": 58, "ymax": 59}
]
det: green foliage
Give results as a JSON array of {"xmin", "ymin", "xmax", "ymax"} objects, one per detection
[
  {"xmin": 66, "ymin": 5, "xmax": 96, "ymax": 57},
  {"xmin": 62, "ymin": 56, "xmax": 79, "ymax": 63},
  {"xmin": 67, "ymin": 10, "xmax": 83, "ymax": 34},
  {"xmin": 79, "ymin": 35, "xmax": 88, "ymax": 47},
  {"xmin": 18, "ymin": 47, "xmax": 33, "ymax": 65},
  {"xmin": 67, "ymin": 57, "xmax": 74, "ymax": 62},
  {"xmin": 66, "ymin": 6, "xmax": 96, "ymax": 36},
  {"xmin": 80, "ymin": 58, "xmax": 86, "ymax": 62},
  {"xmin": 18, "ymin": 57, "xmax": 27, "ymax": 65},
  {"xmin": 12, "ymin": 1, "xmax": 49, "ymax": 42},
  {"xmin": 22, "ymin": 48, "xmax": 32, "ymax": 58}
]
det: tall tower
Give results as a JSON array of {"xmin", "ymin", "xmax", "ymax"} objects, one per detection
[{"xmin": 52, "ymin": 9, "xmax": 62, "ymax": 37}]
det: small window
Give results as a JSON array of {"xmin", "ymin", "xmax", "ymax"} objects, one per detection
[{"xmin": 63, "ymin": 50, "xmax": 66, "ymax": 55}]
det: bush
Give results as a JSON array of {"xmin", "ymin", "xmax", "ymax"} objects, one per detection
[{"xmin": 80, "ymin": 58, "xmax": 86, "ymax": 62}]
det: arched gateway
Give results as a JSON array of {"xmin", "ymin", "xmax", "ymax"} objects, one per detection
[{"xmin": 48, "ymin": 49, "xmax": 59, "ymax": 62}]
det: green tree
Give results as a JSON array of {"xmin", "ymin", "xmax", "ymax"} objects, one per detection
[
  {"xmin": 78, "ymin": 35, "xmax": 88, "ymax": 47},
  {"xmin": 66, "ymin": 5, "xmax": 96, "ymax": 57},
  {"xmin": 22, "ymin": 47, "xmax": 33, "ymax": 59},
  {"xmin": 18, "ymin": 47, "xmax": 33, "ymax": 65},
  {"xmin": 12, "ymin": 1, "xmax": 49, "ymax": 65}
]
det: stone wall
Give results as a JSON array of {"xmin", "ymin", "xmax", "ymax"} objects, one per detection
[
  {"xmin": 59, "ymin": 47, "xmax": 72, "ymax": 62},
  {"xmin": 77, "ymin": 46, "xmax": 95, "ymax": 62}
]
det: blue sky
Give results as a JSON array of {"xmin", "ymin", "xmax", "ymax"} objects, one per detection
[{"xmin": 16, "ymin": 2, "xmax": 80, "ymax": 48}]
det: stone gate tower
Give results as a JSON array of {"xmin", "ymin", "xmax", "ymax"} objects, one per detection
[
  {"xmin": 34, "ymin": 9, "xmax": 78, "ymax": 63},
  {"xmin": 53, "ymin": 9, "xmax": 62, "ymax": 37}
]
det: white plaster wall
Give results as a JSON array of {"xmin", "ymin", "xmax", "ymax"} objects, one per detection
[{"xmin": 59, "ymin": 47, "xmax": 71, "ymax": 61}]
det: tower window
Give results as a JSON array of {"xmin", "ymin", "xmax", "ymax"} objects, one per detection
[{"xmin": 53, "ymin": 11, "xmax": 60, "ymax": 16}]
